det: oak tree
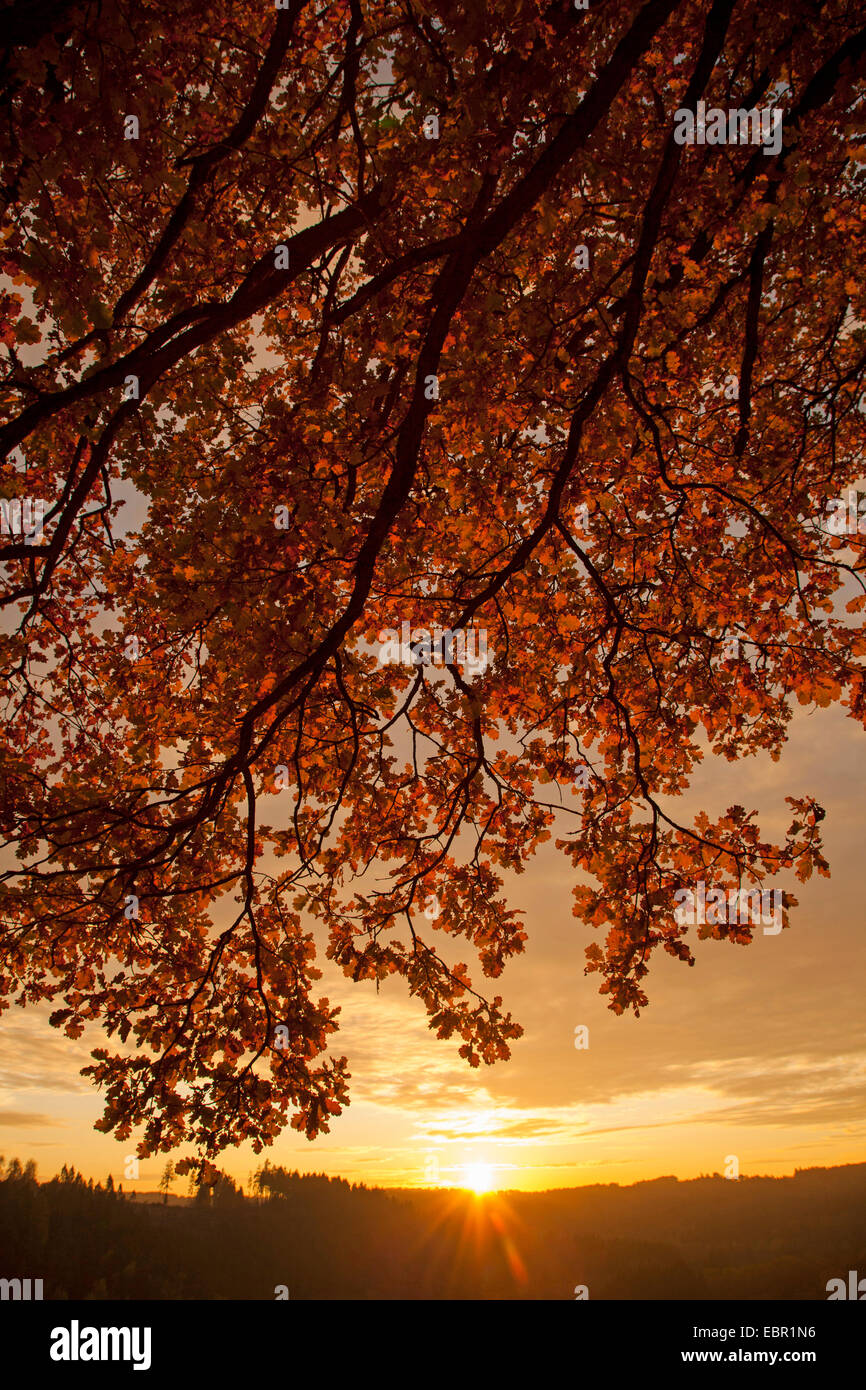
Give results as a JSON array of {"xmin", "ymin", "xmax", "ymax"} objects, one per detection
[{"xmin": 0, "ymin": 0, "xmax": 864, "ymax": 1165}]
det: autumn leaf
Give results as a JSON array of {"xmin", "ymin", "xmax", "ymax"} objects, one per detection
[{"xmin": 0, "ymin": 0, "xmax": 860, "ymax": 1163}]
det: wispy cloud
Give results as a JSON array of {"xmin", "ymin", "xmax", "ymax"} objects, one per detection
[{"xmin": 0, "ymin": 1111, "xmax": 62, "ymax": 1128}]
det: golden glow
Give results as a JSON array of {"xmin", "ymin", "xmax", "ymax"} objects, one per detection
[{"xmin": 462, "ymin": 1162, "xmax": 494, "ymax": 1194}]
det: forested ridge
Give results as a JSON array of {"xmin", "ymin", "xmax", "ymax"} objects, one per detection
[{"xmin": 1, "ymin": 1156, "xmax": 863, "ymax": 1299}]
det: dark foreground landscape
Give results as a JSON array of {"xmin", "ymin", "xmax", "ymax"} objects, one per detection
[{"xmin": 1, "ymin": 1157, "xmax": 864, "ymax": 1300}]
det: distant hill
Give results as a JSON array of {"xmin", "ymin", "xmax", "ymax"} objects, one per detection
[{"xmin": 1, "ymin": 1157, "xmax": 864, "ymax": 1299}]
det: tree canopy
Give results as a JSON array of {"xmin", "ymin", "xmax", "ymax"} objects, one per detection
[{"xmin": 0, "ymin": 0, "xmax": 864, "ymax": 1166}]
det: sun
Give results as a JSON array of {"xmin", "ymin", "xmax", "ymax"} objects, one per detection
[{"xmin": 462, "ymin": 1162, "xmax": 495, "ymax": 1194}]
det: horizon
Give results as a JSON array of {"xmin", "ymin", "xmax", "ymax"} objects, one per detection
[
  {"xmin": 1, "ymin": 0, "xmax": 864, "ymax": 1340},
  {"xmin": 6, "ymin": 1154, "xmax": 866, "ymax": 1198},
  {"xmin": 4, "ymin": 698, "xmax": 863, "ymax": 1194}
]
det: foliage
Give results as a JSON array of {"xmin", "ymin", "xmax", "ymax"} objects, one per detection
[{"xmin": 0, "ymin": 0, "xmax": 863, "ymax": 1160}]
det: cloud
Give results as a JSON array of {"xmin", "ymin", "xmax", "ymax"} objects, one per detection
[
  {"xmin": 0, "ymin": 1007, "xmax": 93, "ymax": 1095},
  {"xmin": 675, "ymin": 1053, "xmax": 866, "ymax": 1130},
  {"xmin": 0, "ymin": 1111, "xmax": 62, "ymax": 1128}
]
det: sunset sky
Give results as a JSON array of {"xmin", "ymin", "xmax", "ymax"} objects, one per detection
[{"xmin": 3, "ymin": 696, "xmax": 863, "ymax": 1193}]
